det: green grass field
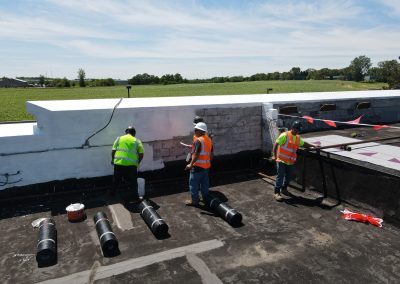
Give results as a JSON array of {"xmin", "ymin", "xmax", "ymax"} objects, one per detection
[{"xmin": 0, "ymin": 80, "xmax": 387, "ymax": 122}]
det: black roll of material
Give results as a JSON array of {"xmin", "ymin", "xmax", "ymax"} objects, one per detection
[
  {"xmin": 138, "ymin": 200, "xmax": 169, "ymax": 238},
  {"xmin": 93, "ymin": 212, "xmax": 119, "ymax": 255},
  {"xmin": 207, "ymin": 196, "xmax": 242, "ymax": 226},
  {"xmin": 36, "ymin": 218, "xmax": 57, "ymax": 265}
]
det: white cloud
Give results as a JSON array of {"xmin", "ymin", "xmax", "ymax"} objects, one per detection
[
  {"xmin": 378, "ymin": 0, "xmax": 400, "ymax": 16},
  {"xmin": 259, "ymin": 0, "xmax": 364, "ymax": 24},
  {"xmin": 0, "ymin": 11, "xmax": 125, "ymax": 40},
  {"xmin": 1, "ymin": 0, "xmax": 399, "ymax": 78}
]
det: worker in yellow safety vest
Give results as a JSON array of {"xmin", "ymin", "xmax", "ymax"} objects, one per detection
[
  {"xmin": 111, "ymin": 126, "xmax": 144, "ymax": 200},
  {"xmin": 184, "ymin": 122, "xmax": 213, "ymax": 206},
  {"xmin": 272, "ymin": 121, "xmax": 315, "ymax": 201}
]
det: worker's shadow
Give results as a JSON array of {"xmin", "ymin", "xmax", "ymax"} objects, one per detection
[
  {"xmin": 198, "ymin": 190, "xmax": 228, "ymax": 216},
  {"xmin": 123, "ymin": 198, "xmax": 160, "ymax": 213},
  {"xmin": 198, "ymin": 190, "xmax": 244, "ymax": 228},
  {"xmin": 281, "ymin": 188, "xmax": 340, "ymax": 210}
]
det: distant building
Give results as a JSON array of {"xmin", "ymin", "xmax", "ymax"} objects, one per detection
[
  {"xmin": 364, "ymin": 75, "xmax": 377, "ymax": 82},
  {"xmin": 0, "ymin": 77, "xmax": 28, "ymax": 88},
  {"xmin": 324, "ymin": 75, "xmax": 346, "ymax": 80}
]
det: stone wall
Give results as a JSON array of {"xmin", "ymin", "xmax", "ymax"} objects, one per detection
[{"xmin": 149, "ymin": 106, "xmax": 263, "ymax": 162}]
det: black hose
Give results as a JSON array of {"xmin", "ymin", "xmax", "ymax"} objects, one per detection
[
  {"xmin": 83, "ymin": 98, "xmax": 123, "ymax": 147},
  {"xmin": 0, "ymin": 171, "xmax": 22, "ymax": 186},
  {"xmin": 0, "ymin": 98, "xmax": 123, "ymax": 156}
]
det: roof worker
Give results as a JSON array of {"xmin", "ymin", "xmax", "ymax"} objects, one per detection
[
  {"xmin": 111, "ymin": 126, "xmax": 144, "ymax": 201},
  {"xmin": 271, "ymin": 121, "xmax": 315, "ymax": 201},
  {"xmin": 189, "ymin": 116, "xmax": 206, "ymax": 147},
  {"xmin": 184, "ymin": 122, "xmax": 213, "ymax": 206},
  {"xmin": 193, "ymin": 116, "xmax": 213, "ymax": 139},
  {"xmin": 180, "ymin": 115, "xmax": 208, "ymax": 147},
  {"xmin": 180, "ymin": 115, "xmax": 212, "ymax": 162}
]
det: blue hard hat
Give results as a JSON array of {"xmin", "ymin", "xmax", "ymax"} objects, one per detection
[{"xmin": 291, "ymin": 120, "xmax": 302, "ymax": 131}]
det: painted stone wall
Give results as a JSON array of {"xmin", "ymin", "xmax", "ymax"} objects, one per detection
[
  {"xmin": 148, "ymin": 106, "xmax": 263, "ymax": 162},
  {"xmin": 1, "ymin": 91, "xmax": 400, "ymax": 190}
]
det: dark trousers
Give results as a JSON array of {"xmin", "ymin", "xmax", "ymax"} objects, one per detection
[
  {"xmin": 113, "ymin": 164, "xmax": 138, "ymax": 198},
  {"xmin": 274, "ymin": 162, "xmax": 295, "ymax": 194}
]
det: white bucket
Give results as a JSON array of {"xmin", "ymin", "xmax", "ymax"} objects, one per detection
[{"xmin": 137, "ymin": 178, "xmax": 145, "ymax": 198}]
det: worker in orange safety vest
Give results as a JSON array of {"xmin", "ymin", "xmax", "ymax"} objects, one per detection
[
  {"xmin": 272, "ymin": 121, "xmax": 315, "ymax": 201},
  {"xmin": 184, "ymin": 122, "xmax": 213, "ymax": 206},
  {"xmin": 180, "ymin": 116, "xmax": 212, "ymax": 162}
]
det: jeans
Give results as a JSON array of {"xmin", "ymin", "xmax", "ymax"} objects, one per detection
[
  {"xmin": 189, "ymin": 167, "xmax": 210, "ymax": 203},
  {"xmin": 274, "ymin": 162, "xmax": 294, "ymax": 194}
]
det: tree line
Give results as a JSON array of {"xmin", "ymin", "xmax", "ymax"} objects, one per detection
[
  {"xmin": 16, "ymin": 55, "xmax": 400, "ymax": 88},
  {"xmin": 128, "ymin": 56, "xmax": 400, "ymax": 89}
]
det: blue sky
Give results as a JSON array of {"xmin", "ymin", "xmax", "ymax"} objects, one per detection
[{"xmin": 1, "ymin": 0, "xmax": 400, "ymax": 79}]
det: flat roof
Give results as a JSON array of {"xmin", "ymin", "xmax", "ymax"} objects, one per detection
[{"xmin": 1, "ymin": 176, "xmax": 400, "ymax": 283}]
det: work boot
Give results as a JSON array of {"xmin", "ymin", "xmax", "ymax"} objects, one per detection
[
  {"xmin": 274, "ymin": 193, "xmax": 283, "ymax": 201},
  {"xmin": 185, "ymin": 199, "xmax": 199, "ymax": 207}
]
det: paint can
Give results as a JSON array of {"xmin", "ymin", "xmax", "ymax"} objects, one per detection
[{"xmin": 66, "ymin": 203, "xmax": 85, "ymax": 222}]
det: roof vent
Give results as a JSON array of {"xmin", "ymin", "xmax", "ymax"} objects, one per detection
[
  {"xmin": 279, "ymin": 105, "xmax": 298, "ymax": 114},
  {"xmin": 355, "ymin": 102, "xmax": 371, "ymax": 110},
  {"xmin": 320, "ymin": 104, "xmax": 336, "ymax": 111}
]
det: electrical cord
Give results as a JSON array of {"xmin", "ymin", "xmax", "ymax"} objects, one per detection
[
  {"xmin": 82, "ymin": 98, "xmax": 123, "ymax": 147},
  {"xmin": 0, "ymin": 171, "xmax": 22, "ymax": 186},
  {"xmin": 0, "ymin": 99, "xmax": 123, "ymax": 157}
]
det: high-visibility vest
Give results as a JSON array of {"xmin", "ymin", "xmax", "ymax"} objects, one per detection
[
  {"xmin": 193, "ymin": 135, "xmax": 212, "ymax": 169},
  {"xmin": 277, "ymin": 131, "xmax": 300, "ymax": 165},
  {"xmin": 191, "ymin": 133, "xmax": 210, "ymax": 152},
  {"xmin": 113, "ymin": 134, "xmax": 141, "ymax": 166}
]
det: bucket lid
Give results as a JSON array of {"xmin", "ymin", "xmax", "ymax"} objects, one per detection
[{"xmin": 66, "ymin": 203, "xmax": 85, "ymax": 212}]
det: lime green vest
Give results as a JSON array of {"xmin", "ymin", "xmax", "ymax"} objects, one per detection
[{"xmin": 113, "ymin": 134, "xmax": 140, "ymax": 166}]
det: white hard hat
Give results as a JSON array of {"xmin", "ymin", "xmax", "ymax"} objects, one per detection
[{"xmin": 194, "ymin": 122, "xmax": 207, "ymax": 132}]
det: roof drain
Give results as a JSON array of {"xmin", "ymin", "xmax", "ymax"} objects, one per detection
[{"xmin": 82, "ymin": 98, "xmax": 123, "ymax": 148}]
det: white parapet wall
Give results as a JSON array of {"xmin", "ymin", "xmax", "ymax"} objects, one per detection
[{"xmin": 1, "ymin": 90, "xmax": 400, "ymax": 190}]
